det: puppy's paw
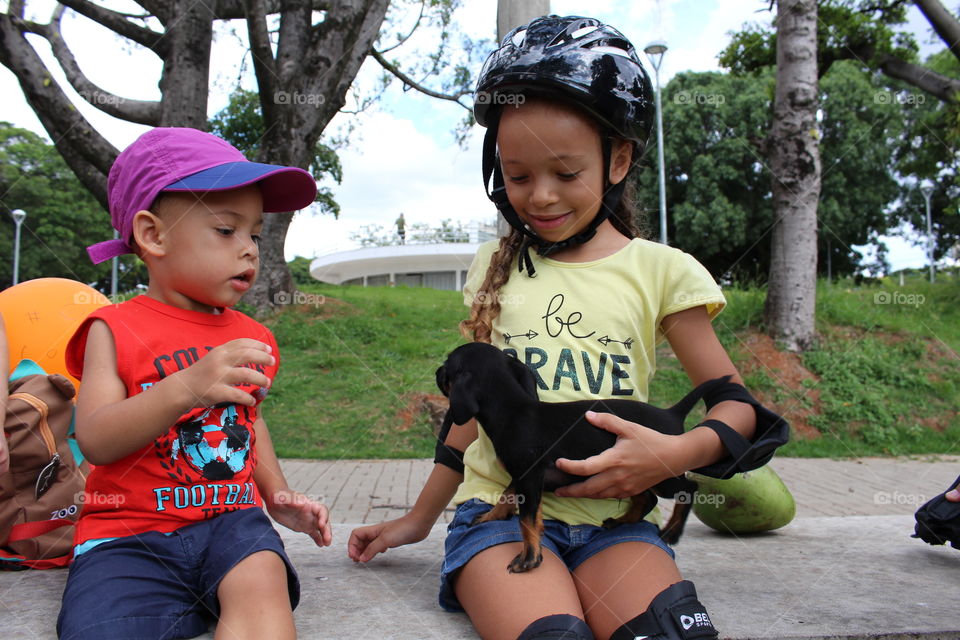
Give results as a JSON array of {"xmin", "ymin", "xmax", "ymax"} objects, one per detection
[
  {"xmin": 507, "ymin": 549, "xmax": 543, "ymax": 573},
  {"xmin": 658, "ymin": 526, "xmax": 681, "ymax": 545}
]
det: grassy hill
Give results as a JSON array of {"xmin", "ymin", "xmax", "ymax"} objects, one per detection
[{"xmin": 258, "ymin": 273, "xmax": 960, "ymax": 459}]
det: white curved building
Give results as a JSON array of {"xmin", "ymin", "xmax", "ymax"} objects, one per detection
[{"xmin": 310, "ymin": 243, "xmax": 485, "ymax": 291}]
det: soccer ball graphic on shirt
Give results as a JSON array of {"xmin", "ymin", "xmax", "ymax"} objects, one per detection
[{"xmin": 171, "ymin": 405, "xmax": 252, "ymax": 481}]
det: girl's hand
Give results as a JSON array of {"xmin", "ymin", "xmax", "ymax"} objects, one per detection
[
  {"xmin": 554, "ymin": 411, "xmax": 683, "ymax": 499},
  {"xmin": 173, "ymin": 339, "xmax": 274, "ymax": 409},
  {"xmin": 266, "ymin": 489, "xmax": 333, "ymax": 547},
  {"xmin": 347, "ymin": 514, "xmax": 433, "ymax": 563}
]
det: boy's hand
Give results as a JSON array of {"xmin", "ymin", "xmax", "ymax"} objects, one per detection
[
  {"xmin": 266, "ymin": 489, "xmax": 333, "ymax": 547},
  {"xmin": 173, "ymin": 339, "xmax": 274, "ymax": 409},
  {"xmin": 347, "ymin": 514, "xmax": 433, "ymax": 563}
]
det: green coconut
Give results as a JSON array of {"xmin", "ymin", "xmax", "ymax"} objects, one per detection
[{"xmin": 689, "ymin": 466, "xmax": 796, "ymax": 533}]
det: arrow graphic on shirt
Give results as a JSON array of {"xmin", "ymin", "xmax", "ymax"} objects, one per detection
[
  {"xmin": 597, "ymin": 336, "xmax": 634, "ymax": 349},
  {"xmin": 504, "ymin": 330, "xmax": 538, "ymax": 343}
]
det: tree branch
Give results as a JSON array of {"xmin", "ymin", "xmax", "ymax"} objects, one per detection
[
  {"xmin": 370, "ymin": 48, "xmax": 471, "ymax": 108},
  {"xmin": 244, "ymin": 0, "xmax": 279, "ymax": 119},
  {"xmin": 913, "ymin": 0, "xmax": 960, "ymax": 67},
  {"xmin": 377, "ymin": 0, "xmax": 425, "ymax": 54},
  {"xmin": 0, "ymin": 14, "xmax": 116, "ymax": 209},
  {"xmin": 875, "ymin": 50, "xmax": 960, "ymax": 101},
  {"xmin": 215, "ymin": 1, "xmax": 329, "ymax": 19},
  {"xmin": 44, "ymin": 6, "xmax": 160, "ymax": 124},
  {"xmin": 57, "ymin": 0, "xmax": 165, "ymax": 53}
]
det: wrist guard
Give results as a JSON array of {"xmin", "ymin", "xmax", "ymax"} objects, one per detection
[{"xmin": 692, "ymin": 380, "xmax": 790, "ymax": 479}]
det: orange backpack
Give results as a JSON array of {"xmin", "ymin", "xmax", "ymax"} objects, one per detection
[{"xmin": 1, "ymin": 360, "xmax": 85, "ymax": 569}]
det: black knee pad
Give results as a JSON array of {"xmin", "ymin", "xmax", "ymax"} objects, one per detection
[
  {"xmin": 609, "ymin": 580, "xmax": 718, "ymax": 640},
  {"xmin": 516, "ymin": 614, "xmax": 595, "ymax": 640}
]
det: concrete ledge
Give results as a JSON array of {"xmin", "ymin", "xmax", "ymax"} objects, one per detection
[{"xmin": 2, "ymin": 517, "xmax": 959, "ymax": 639}]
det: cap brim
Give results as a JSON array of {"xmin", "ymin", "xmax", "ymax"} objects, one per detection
[{"xmin": 163, "ymin": 162, "xmax": 318, "ymax": 212}]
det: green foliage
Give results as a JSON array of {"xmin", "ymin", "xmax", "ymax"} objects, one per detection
[
  {"xmin": 260, "ymin": 283, "xmax": 468, "ymax": 458},
  {"xmin": 209, "ymin": 90, "xmax": 343, "ymax": 217},
  {"xmin": 287, "ymin": 256, "xmax": 314, "ymax": 287},
  {"xmin": 718, "ymin": 0, "xmax": 917, "ymax": 76},
  {"xmin": 0, "ymin": 122, "xmax": 145, "ymax": 292},
  {"xmin": 637, "ymin": 65, "xmax": 902, "ymax": 282},
  {"xmin": 891, "ymin": 49, "xmax": 960, "ymax": 262}
]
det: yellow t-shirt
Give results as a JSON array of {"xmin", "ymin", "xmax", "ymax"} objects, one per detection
[{"xmin": 453, "ymin": 238, "xmax": 726, "ymax": 526}]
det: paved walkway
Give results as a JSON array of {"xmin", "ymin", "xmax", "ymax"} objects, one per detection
[{"xmin": 3, "ymin": 456, "xmax": 960, "ymax": 639}]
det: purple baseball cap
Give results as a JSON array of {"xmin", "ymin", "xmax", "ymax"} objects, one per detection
[{"xmin": 87, "ymin": 127, "xmax": 318, "ymax": 264}]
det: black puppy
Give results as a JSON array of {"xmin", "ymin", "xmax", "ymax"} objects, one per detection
[{"xmin": 436, "ymin": 342, "xmax": 730, "ymax": 573}]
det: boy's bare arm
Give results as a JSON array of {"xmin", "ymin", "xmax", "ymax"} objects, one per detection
[
  {"xmin": 76, "ymin": 320, "xmax": 274, "ymax": 465},
  {"xmin": 253, "ymin": 417, "xmax": 333, "ymax": 546}
]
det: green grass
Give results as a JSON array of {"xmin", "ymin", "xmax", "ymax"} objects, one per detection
[
  {"xmin": 259, "ymin": 284, "xmax": 467, "ymax": 458},
  {"xmin": 260, "ymin": 274, "xmax": 960, "ymax": 459}
]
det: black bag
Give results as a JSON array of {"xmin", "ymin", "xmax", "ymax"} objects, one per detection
[{"xmin": 912, "ymin": 473, "xmax": 960, "ymax": 550}]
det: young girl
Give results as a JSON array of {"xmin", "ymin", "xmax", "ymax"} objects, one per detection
[{"xmin": 349, "ymin": 16, "xmax": 787, "ymax": 640}]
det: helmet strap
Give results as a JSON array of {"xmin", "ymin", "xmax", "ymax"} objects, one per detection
[{"xmin": 483, "ymin": 124, "xmax": 626, "ymax": 277}]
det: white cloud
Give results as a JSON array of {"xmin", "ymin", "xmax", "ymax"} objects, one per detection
[{"xmin": 284, "ymin": 111, "xmax": 493, "ymax": 259}]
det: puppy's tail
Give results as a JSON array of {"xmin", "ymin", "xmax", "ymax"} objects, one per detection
[{"xmin": 668, "ymin": 374, "xmax": 734, "ymax": 418}]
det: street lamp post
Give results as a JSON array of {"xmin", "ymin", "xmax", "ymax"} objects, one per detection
[
  {"xmin": 11, "ymin": 208, "xmax": 26, "ymax": 286},
  {"xmin": 920, "ymin": 183, "xmax": 935, "ymax": 284},
  {"xmin": 644, "ymin": 40, "xmax": 668, "ymax": 245}
]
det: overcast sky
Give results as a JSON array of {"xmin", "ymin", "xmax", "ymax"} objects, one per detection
[{"xmin": 0, "ymin": 0, "xmax": 942, "ymax": 271}]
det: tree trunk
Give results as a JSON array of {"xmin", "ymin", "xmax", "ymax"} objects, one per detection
[
  {"xmin": 496, "ymin": 0, "xmax": 549, "ymax": 40},
  {"xmin": 764, "ymin": 0, "xmax": 820, "ymax": 352},
  {"xmin": 244, "ymin": 0, "xmax": 391, "ymax": 316},
  {"xmin": 156, "ymin": 1, "xmax": 214, "ymax": 128}
]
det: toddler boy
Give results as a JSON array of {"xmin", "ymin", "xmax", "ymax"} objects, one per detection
[{"xmin": 57, "ymin": 128, "xmax": 331, "ymax": 640}]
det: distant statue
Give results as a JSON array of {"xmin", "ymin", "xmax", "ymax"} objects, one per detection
[{"xmin": 396, "ymin": 213, "xmax": 406, "ymax": 245}]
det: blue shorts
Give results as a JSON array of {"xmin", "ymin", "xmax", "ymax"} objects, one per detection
[
  {"xmin": 57, "ymin": 507, "xmax": 299, "ymax": 640},
  {"xmin": 439, "ymin": 498, "xmax": 675, "ymax": 612}
]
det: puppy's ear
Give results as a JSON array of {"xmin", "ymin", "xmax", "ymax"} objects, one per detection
[
  {"xmin": 435, "ymin": 365, "xmax": 449, "ymax": 396},
  {"xmin": 448, "ymin": 370, "xmax": 479, "ymax": 425},
  {"xmin": 506, "ymin": 355, "xmax": 538, "ymax": 398}
]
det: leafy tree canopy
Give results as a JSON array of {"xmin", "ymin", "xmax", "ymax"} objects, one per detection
[
  {"xmin": 0, "ymin": 122, "xmax": 146, "ymax": 292},
  {"xmin": 638, "ymin": 61, "xmax": 903, "ymax": 282}
]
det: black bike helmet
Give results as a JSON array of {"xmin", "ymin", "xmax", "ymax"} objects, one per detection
[{"xmin": 475, "ymin": 15, "xmax": 655, "ymax": 275}]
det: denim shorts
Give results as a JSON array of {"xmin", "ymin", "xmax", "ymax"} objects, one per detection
[
  {"xmin": 57, "ymin": 507, "xmax": 299, "ymax": 640},
  {"xmin": 439, "ymin": 498, "xmax": 675, "ymax": 612}
]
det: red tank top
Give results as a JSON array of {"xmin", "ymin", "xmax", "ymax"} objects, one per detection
[{"xmin": 66, "ymin": 295, "xmax": 280, "ymax": 544}]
